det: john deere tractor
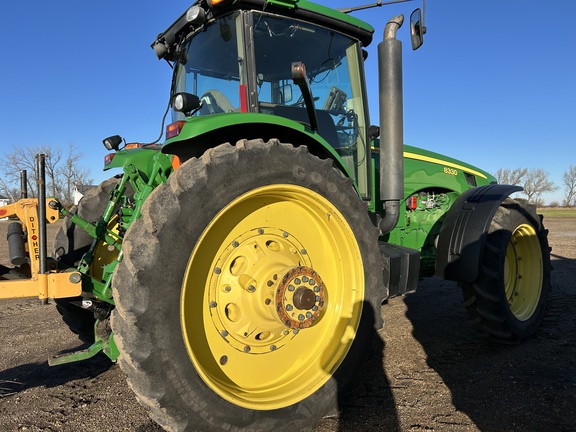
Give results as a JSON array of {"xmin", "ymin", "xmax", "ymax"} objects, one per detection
[{"xmin": 0, "ymin": 1, "xmax": 551, "ymax": 431}]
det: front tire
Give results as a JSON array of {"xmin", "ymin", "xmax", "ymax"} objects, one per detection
[
  {"xmin": 111, "ymin": 139, "xmax": 384, "ymax": 431},
  {"xmin": 52, "ymin": 177, "xmax": 121, "ymax": 343},
  {"xmin": 460, "ymin": 198, "xmax": 551, "ymax": 343}
]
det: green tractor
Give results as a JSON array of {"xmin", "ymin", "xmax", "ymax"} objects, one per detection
[{"xmin": 0, "ymin": 0, "xmax": 551, "ymax": 430}]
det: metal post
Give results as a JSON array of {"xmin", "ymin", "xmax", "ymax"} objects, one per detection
[
  {"xmin": 20, "ymin": 170, "xmax": 28, "ymax": 199},
  {"xmin": 37, "ymin": 155, "xmax": 49, "ymax": 303}
]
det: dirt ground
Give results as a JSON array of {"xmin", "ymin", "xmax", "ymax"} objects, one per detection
[{"xmin": 0, "ymin": 217, "xmax": 574, "ymax": 432}]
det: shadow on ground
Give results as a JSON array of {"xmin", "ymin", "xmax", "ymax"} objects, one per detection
[
  {"xmin": 405, "ymin": 256, "xmax": 576, "ymax": 432},
  {"xmin": 0, "ymin": 350, "xmax": 112, "ymax": 397}
]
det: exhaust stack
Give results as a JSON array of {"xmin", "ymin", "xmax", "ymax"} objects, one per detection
[{"xmin": 378, "ymin": 14, "xmax": 404, "ymax": 234}]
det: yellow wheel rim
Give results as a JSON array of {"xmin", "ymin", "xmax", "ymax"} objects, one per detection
[
  {"xmin": 504, "ymin": 223, "xmax": 543, "ymax": 321},
  {"xmin": 181, "ymin": 184, "xmax": 365, "ymax": 410}
]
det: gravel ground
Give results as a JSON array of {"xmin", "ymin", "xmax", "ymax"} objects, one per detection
[{"xmin": 0, "ymin": 217, "xmax": 575, "ymax": 432}]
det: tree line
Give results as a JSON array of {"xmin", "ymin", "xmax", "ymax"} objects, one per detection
[
  {"xmin": 496, "ymin": 166, "xmax": 576, "ymax": 207},
  {"xmin": 1, "ymin": 144, "xmax": 574, "ymax": 208},
  {"xmin": 0, "ymin": 144, "xmax": 93, "ymax": 208}
]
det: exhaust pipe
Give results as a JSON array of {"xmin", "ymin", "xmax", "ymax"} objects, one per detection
[{"xmin": 378, "ymin": 14, "xmax": 404, "ymax": 234}]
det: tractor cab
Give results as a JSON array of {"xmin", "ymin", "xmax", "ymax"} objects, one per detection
[{"xmin": 160, "ymin": 3, "xmax": 373, "ymax": 197}]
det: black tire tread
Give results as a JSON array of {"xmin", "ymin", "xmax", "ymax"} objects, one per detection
[
  {"xmin": 111, "ymin": 139, "xmax": 384, "ymax": 432},
  {"xmin": 459, "ymin": 198, "xmax": 552, "ymax": 343}
]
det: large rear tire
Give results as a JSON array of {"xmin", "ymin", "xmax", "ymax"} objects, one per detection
[
  {"xmin": 460, "ymin": 198, "xmax": 551, "ymax": 343},
  {"xmin": 52, "ymin": 177, "xmax": 121, "ymax": 343},
  {"xmin": 111, "ymin": 139, "xmax": 384, "ymax": 431}
]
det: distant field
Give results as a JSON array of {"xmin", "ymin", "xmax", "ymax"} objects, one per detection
[{"xmin": 537, "ymin": 208, "xmax": 576, "ymax": 218}]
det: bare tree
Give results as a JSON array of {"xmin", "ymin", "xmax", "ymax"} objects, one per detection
[
  {"xmin": 496, "ymin": 167, "xmax": 528, "ymax": 186},
  {"xmin": 523, "ymin": 168, "xmax": 557, "ymax": 205},
  {"xmin": 563, "ymin": 164, "xmax": 576, "ymax": 207},
  {"xmin": 57, "ymin": 144, "xmax": 92, "ymax": 207},
  {"xmin": 1, "ymin": 144, "xmax": 92, "ymax": 207}
]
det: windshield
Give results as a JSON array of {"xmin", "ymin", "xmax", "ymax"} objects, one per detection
[
  {"xmin": 252, "ymin": 13, "xmax": 370, "ymax": 196},
  {"xmin": 172, "ymin": 11, "xmax": 370, "ymax": 198},
  {"xmin": 173, "ymin": 12, "xmax": 245, "ymax": 118}
]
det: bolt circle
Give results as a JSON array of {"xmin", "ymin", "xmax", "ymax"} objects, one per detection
[{"xmin": 275, "ymin": 266, "xmax": 326, "ymax": 329}]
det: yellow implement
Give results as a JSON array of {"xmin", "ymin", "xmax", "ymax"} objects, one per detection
[{"xmin": 0, "ymin": 198, "xmax": 82, "ymax": 300}]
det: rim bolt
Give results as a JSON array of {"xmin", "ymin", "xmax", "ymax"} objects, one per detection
[
  {"xmin": 288, "ymin": 284, "xmax": 295, "ymax": 292},
  {"xmin": 298, "ymin": 314, "xmax": 305, "ymax": 321},
  {"xmin": 270, "ymin": 345, "xmax": 277, "ymax": 351},
  {"xmin": 293, "ymin": 329, "xmax": 299, "ymax": 335},
  {"xmin": 286, "ymin": 304, "xmax": 293, "ymax": 311},
  {"xmin": 301, "ymin": 249, "xmax": 307, "ymax": 255},
  {"xmin": 248, "ymin": 285, "xmax": 256, "ymax": 292},
  {"xmin": 232, "ymin": 241, "xmax": 239, "ymax": 248},
  {"xmin": 244, "ymin": 346, "xmax": 251, "ymax": 353},
  {"xmin": 294, "ymin": 278, "xmax": 301, "ymax": 285},
  {"xmin": 302, "ymin": 276, "xmax": 309, "ymax": 283},
  {"xmin": 209, "ymin": 301, "xmax": 217, "ymax": 308},
  {"xmin": 258, "ymin": 228, "xmax": 264, "ymax": 235},
  {"xmin": 214, "ymin": 267, "xmax": 222, "ymax": 274},
  {"xmin": 220, "ymin": 330, "xmax": 228, "ymax": 337},
  {"xmin": 313, "ymin": 286, "xmax": 320, "ymax": 292},
  {"xmin": 220, "ymin": 356, "xmax": 228, "ymax": 365},
  {"xmin": 283, "ymin": 232, "xmax": 289, "ymax": 238},
  {"xmin": 265, "ymin": 298, "xmax": 272, "ymax": 305},
  {"xmin": 225, "ymin": 286, "xmax": 231, "ymax": 292},
  {"xmin": 306, "ymin": 312, "xmax": 313, "ymax": 318}
]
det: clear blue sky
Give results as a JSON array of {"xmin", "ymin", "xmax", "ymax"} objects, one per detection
[{"xmin": 1, "ymin": 0, "xmax": 574, "ymax": 204}]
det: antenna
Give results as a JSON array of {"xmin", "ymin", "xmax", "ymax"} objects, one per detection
[{"xmin": 338, "ymin": 0, "xmax": 413, "ymax": 14}]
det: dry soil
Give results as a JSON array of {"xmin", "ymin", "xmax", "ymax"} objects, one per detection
[{"xmin": 0, "ymin": 217, "xmax": 574, "ymax": 432}]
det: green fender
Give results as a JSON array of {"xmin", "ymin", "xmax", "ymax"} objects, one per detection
[{"xmin": 162, "ymin": 112, "xmax": 356, "ymax": 181}]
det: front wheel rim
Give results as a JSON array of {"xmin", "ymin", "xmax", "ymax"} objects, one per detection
[
  {"xmin": 181, "ymin": 184, "xmax": 365, "ymax": 410},
  {"xmin": 504, "ymin": 223, "xmax": 543, "ymax": 321}
]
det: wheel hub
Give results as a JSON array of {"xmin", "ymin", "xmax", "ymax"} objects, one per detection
[{"xmin": 275, "ymin": 267, "xmax": 325, "ymax": 330}]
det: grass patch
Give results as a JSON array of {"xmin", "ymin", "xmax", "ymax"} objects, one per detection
[{"xmin": 537, "ymin": 208, "xmax": 576, "ymax": 218}]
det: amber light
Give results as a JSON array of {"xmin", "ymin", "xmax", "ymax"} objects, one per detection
[
  {"xmin": 125, "ymin": 143, "xmax": 145, "ymax": 150},
  {"xmin": 207, "ymin": 0, "xmax": 230, "ymax": 6},
  {"xmin": 166, "ymin": 121, "xmax": 186, "ymax": 139},
  {"xmin": 104, "ymin": 153, "xmax": 116, "ymax": 166},
  {"xmin": 171, "ymin": 155, "xmax": 182, "ymax": 171}
]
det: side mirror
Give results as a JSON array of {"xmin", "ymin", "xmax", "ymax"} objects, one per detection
[{"xmin": 410, "ymin": 8, "xmax": 425, "ymax": 50}]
